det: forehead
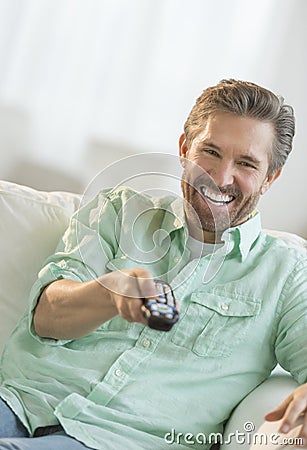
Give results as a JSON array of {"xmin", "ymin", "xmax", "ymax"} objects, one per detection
[{"xmin": 193, "ymin": 112, "xmax": 274, "ymax": 152}]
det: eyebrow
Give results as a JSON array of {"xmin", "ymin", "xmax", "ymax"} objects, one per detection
[
  {"xmin": 201, "ymin": 140, "xmax": 262, "ymax": 166},
  {"xmin": 239, "ymin": 154, "xmax": 261, "ymax": 166}
]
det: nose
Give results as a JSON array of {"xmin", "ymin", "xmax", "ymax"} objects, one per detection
[{"xmin": 208, "ymin": 161, "xmax": 235, "ymax": 188}]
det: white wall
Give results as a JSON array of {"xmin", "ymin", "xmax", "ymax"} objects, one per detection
[{"xmin": 0, "ymin": 0, "xmax": 306, "ymax": 237}]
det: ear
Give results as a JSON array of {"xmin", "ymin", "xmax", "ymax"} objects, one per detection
[
  {"xmin": 260, "ymin": 167, "xmax": 283, "ymax": 195},
  {"xmin": 179, "ymin": 133, "xmax": 189, "ymax": 156},
  {"xmin": 179, "ymin": 133, "xmax": 190, "ymax": 167}
]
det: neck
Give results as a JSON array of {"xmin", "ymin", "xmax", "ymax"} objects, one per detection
[
  {"xmin": 187, "ymin": 220, "xmax": 223, "ymax": 244},
  {"xmin": 202, "ymin": 230, "xmax": 223, "ymax": 244}
]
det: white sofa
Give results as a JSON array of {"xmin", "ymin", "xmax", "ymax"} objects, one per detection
[
  {"xmin": 0, "ymin": 180, "xmax": 81, "ymax": 353},
  {"xmin": 0, "ymin": 179, "xmax": 305, "ymax": 448}
]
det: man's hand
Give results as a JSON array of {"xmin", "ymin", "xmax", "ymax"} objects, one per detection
[
  {"xmin": 265, "ymin": 383, "xmax": 307, "ymax": 446},
  {"xmin": 98, "ymin": 268, "xmax": 157, "ymax": 326}
]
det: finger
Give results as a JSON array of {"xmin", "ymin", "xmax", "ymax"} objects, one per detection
[
  {"xmin": 265, "ymin": 394, "xmax": 293, "ymax": 422},
  {"xmin": 115, "ymin": 295, "xmax": 147, "ymax": 324},
  {"xmin": 278, "ymin": 398, "xmax": 307, "ymax": 434},
  {"xmin": 126, "ymin": 297, "xmax": 147, "ymax": 324}
]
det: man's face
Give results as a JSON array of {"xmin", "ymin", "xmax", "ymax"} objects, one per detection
[{"xmin": 179, "ymin": 112, "xmax": 281, "ymax": 241}]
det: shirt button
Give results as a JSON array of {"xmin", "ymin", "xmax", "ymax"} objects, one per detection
[
  {"xmin": 221, "ymin": 303, "xmax": 229, "ymax": 311},
  {"xmin": 114, "ymin": 369, "xmax": 123, "ymax": 377},
  {"xmin": 174, "ymin": 257, "xmax": 180, "ymax": 263},
  {"xmin": 142, "ymin": 338, "xmax": 151, "ymax": 348},
  {"xmin": 174, "ymin": 219, "xmax": 182, "ymax": 228}
]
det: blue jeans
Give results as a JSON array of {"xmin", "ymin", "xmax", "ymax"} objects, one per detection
[{"xmin": 0, "ymin": 398, "xmax": 93, "ymax": 449}]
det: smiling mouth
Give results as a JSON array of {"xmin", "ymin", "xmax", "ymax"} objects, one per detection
[{"xmin": 200, "ymin": 186, "xmax": 235, "ymax": 206}]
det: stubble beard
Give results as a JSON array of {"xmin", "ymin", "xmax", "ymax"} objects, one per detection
[{"xmin": 182, "ymin": 180, "xmax": 261, "ymax": 235}]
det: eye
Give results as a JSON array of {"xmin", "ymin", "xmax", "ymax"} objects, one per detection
[
  {"xmin": 205, "ymin": 149, "xmax": 220, "ymax": 157},
  {"xmin": 238, "ymin": 161, "xmax": 256, "ymax": 169}
]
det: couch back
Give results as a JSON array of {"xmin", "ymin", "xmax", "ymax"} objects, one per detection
[
  {"xmin": 0, "ymin": 180, "xmax": 81, "ymax": 353},
  {"xmin": 0, "ymin": 180, "xmax": 306, "ymax": 354}
]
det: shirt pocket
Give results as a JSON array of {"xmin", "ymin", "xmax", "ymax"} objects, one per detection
[{"xmin": 171, "ymin": 292, "xmax": 261, "ymax": 357}]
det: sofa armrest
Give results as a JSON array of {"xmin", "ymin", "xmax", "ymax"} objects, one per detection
[{"xmin": 221, "ymin": 374, "xmax": 298, "ymax": 449}]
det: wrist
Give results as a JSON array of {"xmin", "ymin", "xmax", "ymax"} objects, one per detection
[{"xmin": 92, "ymin": 277, "xmax": 117, "ymax": 316}]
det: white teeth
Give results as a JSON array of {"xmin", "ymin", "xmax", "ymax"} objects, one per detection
[{"xmin": 200, "ymin": 187, "xmax": 234, "ymax": 204}]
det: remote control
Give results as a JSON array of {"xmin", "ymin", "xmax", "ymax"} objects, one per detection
[{"xmin": 143, "ymin": 280, "xmax": 179, "ymax": 331}]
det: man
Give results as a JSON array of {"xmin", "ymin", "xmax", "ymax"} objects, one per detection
[{"xmin": 0, "ymin": 79, "xmax": 306, "ymax": 450}]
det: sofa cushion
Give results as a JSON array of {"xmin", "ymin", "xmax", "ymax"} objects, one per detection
[
  {"xmin": 0, "ymin": 180, "xmax": 80, "ymax": 352},
  {"xmin": 265, "ymin": 229, "xmax": 307, "ymax": 250}
]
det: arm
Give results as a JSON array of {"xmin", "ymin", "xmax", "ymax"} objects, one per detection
[{"xmin": 33, "ymin": 268, "xmax": 156, "ymax": 340}]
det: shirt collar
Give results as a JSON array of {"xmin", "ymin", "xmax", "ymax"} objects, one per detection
[
  {"xmin": 160, "ymin": 197, "xmax": 262, "ymax": 261},
  {"xmin": 221, "ymin": 212, "xmax": 262, "ymax": 261}
]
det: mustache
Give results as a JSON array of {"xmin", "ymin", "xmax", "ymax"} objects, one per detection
[{"xmin": 182, "ymin": 173, "xmax": 241, "ymax": 198}]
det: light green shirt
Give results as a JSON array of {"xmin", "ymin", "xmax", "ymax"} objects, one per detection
[{"xmin": 1, "ymin": 187, "xmax": 307, "ymax": 450}]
